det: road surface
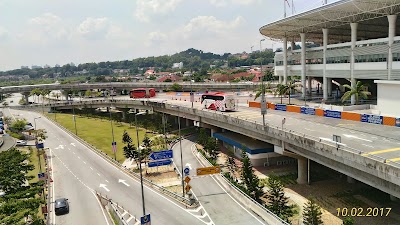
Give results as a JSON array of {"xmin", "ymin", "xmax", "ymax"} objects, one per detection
[
  {"xmin": 5, "ymin": 108, "xmax": 208, "ymax": 225},
  {"xmin": 172, "ymin": 137, "xmax": 267, "ymax": 225}
]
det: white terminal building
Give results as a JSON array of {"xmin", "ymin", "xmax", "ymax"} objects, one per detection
[{"xmin": 260, "ymin": 0, "xmax": 400, "ymax": 116}]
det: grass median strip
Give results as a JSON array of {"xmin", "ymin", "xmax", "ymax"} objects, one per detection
[{"xmin": 47, "ymin": 113, "xmax": 147, "ymax": 163}]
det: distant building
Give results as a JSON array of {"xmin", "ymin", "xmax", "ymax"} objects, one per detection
[
  {"xmin": 157, "ymin": 75, "xmax": 181, "ymax": 82},
  {"xmin": 69, "ymin": 62, "xmax": 75, "ymax": 67},
  {"xmin": 21, "ymin": 66, "xmax": 29, "ymax": 69},
  {"xmin": 183, "ymin": 71, "xmax": 192, "ymax": 77},
  {"xmin": 144, "ymin": 69, "xmax": 155, "ymax": 75},
  {"xmin": 55, "ymin": 64, "xmax": 61, "ymax": 68},
  {"xmin": 31, "ymin": 65, "xmax": 42, "ymax": 69},
  {"xmin": 44, "ymin": 64, "xmax": 51, "ymax": 68},
  {"xmin": 210, "ymin": 65, "xmax": 216, "ymax": 69},
  {"xmin": 172, "ymin": 62, "xmax": 183, "ymax": 69}
]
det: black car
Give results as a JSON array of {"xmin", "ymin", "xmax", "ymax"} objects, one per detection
[{"xmin": 55, "ymin": 198, "xmax": 69, "ymax": 215}]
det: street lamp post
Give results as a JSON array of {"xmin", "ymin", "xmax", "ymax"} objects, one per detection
[
  {"xmin": 190, "ymin": 80, "xmax": 194, "ymax": 108},
  {"xmin": 135, "ymin": 111, "xmax": 147, "ymax": 216},
  {"xmin": 171, "ymin": 105, "xmax": 185, "ymax": 197},
  {"xmin": 108, "ymin": 89, "xmax": 117, "ymax": 160},
  {"xmin": 72, "ymin": 103, "xmax": 77, "ymax": 135},
  {"xmin": 260, "ymin": 38, "xmax": 267, "ymax": 128}
]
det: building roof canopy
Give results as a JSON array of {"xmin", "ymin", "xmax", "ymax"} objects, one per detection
[{"xmin": 259, "ymin": 0, "xmax": 400, "ymax": 44}]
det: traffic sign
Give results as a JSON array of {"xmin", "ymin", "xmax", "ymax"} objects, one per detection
[
  {"xmin": 111, "ymin": 142, "xmax": 117, "ymax": 153},
  {"xmin": 184, "ymin": 167, "xmax": 190, "ymax": 175},
  {"xmin": 149, "ymin": 150, "xmax": 173, "ymax": 160},
  {"xmin": 185, "ymin": 184, "xmax": 192, "ymax": 193},
  {"xmin": 141, "ymin": 214, "xmax": 151, "ymax": 225},
  {"xmin": 38, "ymin": 172, "xmax": 46, "ymax": 181},
  {"xmin": 148, "ymin": 159, "xmax": 172, "ymax": 168},
  {"xmin": 196, "ymin": 166, "xmax": 221, "ymax": 176},
  {"xmin": 184, "ymin": 176, "xmax": 191, "ymax": 184}
]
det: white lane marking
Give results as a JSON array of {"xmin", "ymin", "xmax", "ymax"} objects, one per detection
[
  {"xmin": 99, "ymin": 184, "xmax": 110, "ymax": 192},
  {"xmin": 343, "ymin": 134, "xmax": 372, "ymax": 142},
  {"xmin": 118, "ymin": 179, "xmax": 130, "ymax": 187},
  {"xmin": 362, "ymin": 144, "xmax": 375, "ymax": 148},
  {"xmin": 91, "ymin": 191, "xmax": 111, "ymax": 225},
  {"xmin": 83, "ymin": 161, "xmax": 86, "ymax": 164},
  {"xmin": 73, "ymin": 152, "xmax": 76, "ymax": 155},
  {"xmin": 44, "ymin": 116, "xmax": 214, "ymax": 225},
  {"xmin": 304, "ymin": 128, "xmax": 315, "ymax": 132},
  {"xmin": 77, "ymin": 156, "xmax": 81, "ymax": 159},
  {"xmin": 105, "ymin": 180, "xmax": 109, "ymax": 183},
  {"xmin": 90, "ymin": 167, "xmax": 94, "ymax": 170},
  {"xmin": 371, "ymin": 136, "xmax": 378, "ymax": 139},
  {"xmin": 190, "ymin": 144, "xmax": 265, "ymax": 225},
  {"xmin": 97, "ymin": 173, "xmax": 101, "ymax": 176},
  {"xmin": 70, "ymin": 143, "xmax": 76, "ymax": 147}
]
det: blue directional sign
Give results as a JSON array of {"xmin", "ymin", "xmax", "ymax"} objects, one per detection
[
  {"xmin": 148, "ymin": 159, "xmax": 172, "ymax": 168},
  {"xmin": 184, "ymin": 167, "xmax": 190, "ymax": 176},
  {"xmin": 38, "ymin": 173, "xmax": 46, "ymax": 180},
  {"xmin": 149, "ymin": 150, "xmax": 173, "ymax": 160},
  {"xmin": 141, "ymin": 214, "xmax": 151, "ymax": 225}
]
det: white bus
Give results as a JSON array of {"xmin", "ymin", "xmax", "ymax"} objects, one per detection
[{"xmin": 201, "ymin": 92, "xmax": 236, "ymax": 111}]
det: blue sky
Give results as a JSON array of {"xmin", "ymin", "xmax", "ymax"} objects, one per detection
[{"xmin": 0, "ymin": 0, "xmax": 328, "ymax": 71}]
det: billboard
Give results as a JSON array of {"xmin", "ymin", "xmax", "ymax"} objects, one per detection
[
  {"xmin": 300, "ymin": 107, "xmax": 316, "ymax": 115},
  {"xmin": 324, "ymin": 110, "xmax": 342, "ymax": 119},
  {"xmin": 361, "ymin": 114, "xmax": 383, "ymax": 125},
  {"xmin": 274, "ymin": 104, "xmax": 287, "ymax": 111}
]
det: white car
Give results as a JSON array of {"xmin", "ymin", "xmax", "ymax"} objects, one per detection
[{"xmin": 16, "ymin": 140, "xmax": 27, "ymax": 146}]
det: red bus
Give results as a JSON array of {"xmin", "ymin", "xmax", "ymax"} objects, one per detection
[{"xmin": 129, "ymin": 88, "xmax": 156, "ymax": 98}]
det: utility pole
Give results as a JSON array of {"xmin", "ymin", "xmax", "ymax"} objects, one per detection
[{"xmin": 260, "ymin": 39, "xmax": 267, "ymax": 128}]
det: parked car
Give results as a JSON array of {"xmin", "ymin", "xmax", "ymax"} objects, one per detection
[
  {"xmin": 55, "ymin": 198, "xmax": 69, "ymax": 215},
  {"xmin": 16, "ymin": 140, "xmax": 27, "ymax": 146}
]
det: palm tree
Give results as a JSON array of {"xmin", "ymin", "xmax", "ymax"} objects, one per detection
[
  {"xmin": 254, "ymin": 82, "xmax": 273, "ymax": 100},
  {"xmin": 30, "ymin": 88, "xmax": 42, "ymax": 103},
  {"xmin": 274, "ymin": 84, "xmax": 289, "ymax": 104},
  {"xmin": 341, "ymin": 81, "xmax": 371, "ymax": 105},
  {"xmin": 41, "ymin": 90, "xmax": 52, "ymax": 104}
]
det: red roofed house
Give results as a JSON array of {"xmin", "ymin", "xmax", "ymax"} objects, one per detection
[{"xmin": 157, "ymin": 75, "xmax": 182, "ymax": 82}]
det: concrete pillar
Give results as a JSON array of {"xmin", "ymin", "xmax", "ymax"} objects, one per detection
[
  {"xmin": 279, "ymin": 75, "xmax": 282, "ymax": 84},
  {"xmin": 307, "ymin": 76, "xmax": 312, "ymax": 96},
  {"xmin": 297, "ymin": 157, "xmax": 308, "ymax": 184},
  {"xmin": 300, "ymin": 33, "xmax": 306, "ymax": 98},
  {"xmin": 350, "ymin": 22, "xmax": 358, "ymax": 105},
  {"xmin": 185, "ymin": 118, "xmax": 190, "ymax": 127},
  {"xmin": 23, "ymin": 92, "xmax": 30, "ymax": 104},
  {"xmin": 175, "ymin": 116, "xmax": 178, "ymax": 124},
  {"xmin": 327, "ymin": 78, "xmax": 332, "ymax": 97},
  {"xmin": 283, "ymin": 37, "xmax": 288, "ymax": 84},
  {"xmin": 291, "ymin": 41, "xmax": 295, "ymax": 51},
  {"xmin": 347, "ymin": 175, "xmax": 356, "ymax": 184},
  {"xmin": 388, "ymin": 15, "xmax": 397, "ymax": 80},
  {"xmin": 322, "ymin": 28, "xmax": 328, "ymax": 100},
  {"xmin": 121, "ymin": 110, "xmax": 126, "ymax": 121},
  {"xmin": 390, "ymin": 194, "xmax": 398, "ymax": 202}
]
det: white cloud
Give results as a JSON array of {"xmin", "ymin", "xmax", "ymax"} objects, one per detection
[
  {"xmin": 29, "ymin": 13, "xmax": 61, "ymax": 27},
  {"xmin": 135, "ymin": 0, "xmax": 183, "ymax": 22},
  {"xmin": 145, "ymin": 31, "xmax": 168, "ymax": 46},
  {"xmin": 77, "ymin": 17, "xmax": 111, "ymax": 40},
  {"xmin": 181, "ymin": 16, "xmax": 245, "ymax": 40},
  {"xmin": 209, "ymin": 0, "xmax": 260, "ymax": 7}
]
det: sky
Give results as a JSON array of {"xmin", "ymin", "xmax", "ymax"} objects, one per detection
[{"xmin": 0, "ymin": 0, "xmax": 328, "ymax": 71}]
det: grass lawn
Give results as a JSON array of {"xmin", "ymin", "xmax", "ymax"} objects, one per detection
[
  {"xmin": 46, "ymin": 113, "xmax": 147, "ymax": 163},
  {"xmin": 21, "ymin": 147, "xmax": 46, "ymax": 183}
]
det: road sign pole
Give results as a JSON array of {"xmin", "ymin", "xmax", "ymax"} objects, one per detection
[{"xmin": 178, "ymin": 114, "xmax": 185, "ymax": 197}]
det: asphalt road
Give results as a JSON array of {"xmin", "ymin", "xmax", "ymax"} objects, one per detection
[
  {"xmin": 166, "ymin": 100, "xmax": 400, "ymax": 164},
  {"xmin": 172, "ymin": 137, "xmax": 267, "ymax": 225},
  {"xmin": 6, "ymin": 108, "xmax": 207, "ymax": 225}
]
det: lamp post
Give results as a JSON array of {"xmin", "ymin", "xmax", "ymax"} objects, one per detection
[
  {"xmin": 135, "ymin": 111, "xmax": 147, "ymax": 216},
  {"xmin": 260, "ymin": 38, "xmax": 267, "ymax": 128},
  {"xmin": 171, "ymin": 105, "xmax": 185, "ymax": 197},
  {"xmin": 34, "ymin": 117, "xmax": 42, "ymax": 173},
  {"xmin": 71, "ymin": 96, "xmax": 78, "ymax": 136},
  {"xmin": 190, "ymin": 80, "xmax": 194, "ymax": 108}
]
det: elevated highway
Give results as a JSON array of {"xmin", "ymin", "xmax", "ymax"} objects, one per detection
[
  {"xmin": 0, "ymin": 82, "xmax": 256, "ymax": 95},
  {"xmin": 15, "ymin": 98, "xmax": 400, "ymax": 200}
]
